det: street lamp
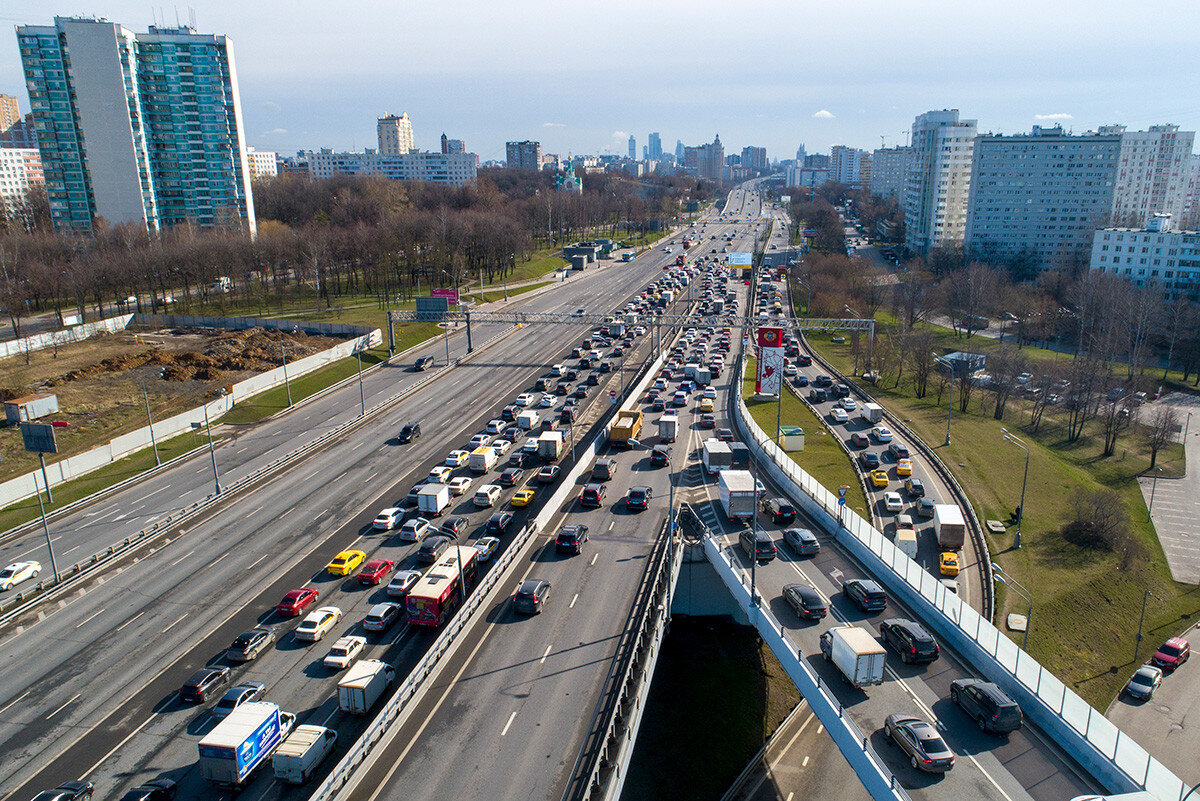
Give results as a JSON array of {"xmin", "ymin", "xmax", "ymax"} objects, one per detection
[
  {"xmin": 1149, "ymin": 466, "xmax": 1164, "ymax": 517},
  {"xmin": 195, "ymin": 389, "xmax": 226, "ymax": 496},
  {"xmin": 1135, "ymin": 589, "xmax": 1154, "ymax": 663},
  {"xmin": 934, "ymin": 352, "xmax": 951, "ymax": 446},
  {"xmin": 991, "ymin": 562, "xmax": 1032, "ymax": 651},
  {"xmin": 1000, "ymin": 428, "xmax": 1029, "ymax": 549},
  {"xmin": 355, "ymin": 346, "xmax": 366, "ymax": 418},
  {"xmin": 141, "ymin": 369, "xmax": 163, "ymax": 466},
  {"xmin": 629, "ymin": 438, "xmax": 677, "ymax": 536},
  {"xmin": 281, "ymin": 341, "xmax": 293, "ymax": 408}
]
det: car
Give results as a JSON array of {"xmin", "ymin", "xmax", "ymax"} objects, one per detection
[
  {"xmin": 277, "ymin": 587, "xmax": 320, "ymax": 616},
  {"xmin": 515, "ymin": 393, "xmax": 535, "ymax": 406},
  {"xmin": 469, "ymin": 432, "xmax": 494, "ymax": 448},
  {"xmin": 781, "ymin": 527, "xmax": 820, "ymax": 556},
  {"xmin": 869, "ymin": 469, "xmax": 889, "ymax": 488},
  {"xmin": 949, "ymin": 678, "xmax": 1024, "ymax": 733},
  {"xmin": 514, "ymin": 579, "xmax": 552, "ymax": 614},
  {"xmin": 842, "ymin": 578, "xmax": 888, "ymax": 612},
  {"xmin": 555, "ymin": 525, "xmax": 589, "ymax": 554},
  {"xmin": 428, "ymin": 465, "xmax": 453, "ymax": 483},
  {"xmin": 794, "ymin": 374, "xmax": 810, "ymax": 387},
  {"xmin": 871, "ymin": 426, "xmax": 894, "ymax": 442},
  {"xmin": 474, "ymin": 484, "xmax": 502, "ymax": 507},
  {"xmin": 888, "ymin": 442, "xmax": 910, "ymax": 460},
  {"xmin": 651, "ymin": 444, "xmax": 671, "ymax": 466},
  {"xmin": 397, "ymin": 517, "xmax": 433, "ymax": 542},
  {"xmin": 485, "ymin": 418, "xmax": 506, "ymax": 435},
  {"xmin": 226, "ymin": 626, "xmax": 276, "ymax": 662},
  {"xmin": 1125, "ymin": 664, "xmax": 1164, "ymax": 700},
  {"xmin": 501, "ymin": 405, "xmax": 520, "ymax": 422},
  {"xmin": 381, "ymin": 566, "xmax": 422, "ymax": 597},
  {"xmin": 762, "ymin": 497, "xmax": 797, "ymax": 524},
  {"xmin": 323, "ymin": 635, "xmax": 367, "ymax": 669},
  {"xmin": 883, "ymin": 492, "xmax": 903, "ymax": 513},
  {"xmin": 115, "ymin": 779, "xmax": 177, "ymax": 801},
  {"xmin": 498, "ymin": 467, "xmax": 523, "ymax": 487},
  {"xmin": 939, "ymin": 551, "xmax": 960, "ymax": 577},
  {"xmin": 473, "ymin": 536, "xmax": 501, "ymax": 561},
  {"xmin": 0, "ymin": 560, "xmax": 40, "ymax": 591},
  {"xmin": 357, "ymin": 559, "xmax": 395, "ymax": 585},
  {"xmin": 372, "ymin": 508, "xmax": 403, "ymax": 531},
  {"xmin": 651, "ymin": 398, "xmax": 667, "ymax": 412},
  {"xmin": 808, "ymin": 388, "xmax": 828, "ymax": 403},
  {"xmin": 397, "ymin": 422, "xmax": 421, "ymax": 443},
  {"xmin": 445, "ymin": 449, "xmax": 469, "ymax": 467},
  {"xmin": 717, "ymin": 428, "xmax": 734, "ymax": 442},
  {"xmin": 294, "ymin": 606, "xmax": 343, "ymax": 642},
  {"xmin": 782, "ymin": 583, "xmax": 827, "ymax": 619},
  {"xmin": 414, "ymin": 355, "xmax": 435, "ymax": 371},
  {"xmin": 739, "ymin": 529, "xmax": 777, "ymax": 562},
  {"xmin": 30, "ymin": 782, "xmax": 95, "ymax": 801},
  {"xmin": 538, "ymin": 465, "xmax": 561, "ymax": 483},
  {"xmin": 849, "ymin": 432, "xmax": 870, "ymax": 448},
  {"xmin": 895, "ymin": 459, "xmax": 913, "ymax": 477},
  {"xmin": 362, "ymin": 602, "xmax": 404, "ymax": 632},
  {"xmin": 829, "ymin": 408, "xmax": 849, "ymax": 423},
  {"xmin": 580, "ymin": 483, "xmax": 607, "ymax": 508},
  {"xmin": 212, "ymin": 681, "xmax": 266, "ymax": 719},
  {"xmin": 905, "ymin": 478, "xmax": 925, "ymax": 497},
  {"xmin": 857, "ymin": 451, "xmax": 881, "ymax": 471},
  {"xmin": 879, "ymin": 618, "xmax": 940, "ymax": 664},
  {"xmin": 511, "ymin": 488, "xmax": 535, "ymax": 507},
  {"xmin": 485, "ymin": 512, "xmax": 514, "ymax": 535},
  {"xmin": 327, "ymin": 550, "xmax": 366, "ymax": 576},
  {"xmin": 539, "ymin": 395, "xmax": 555, "ymax": 408},
  {"xmin": 416, "ymin": 534, "xmax": 453, "ymax": 564},
  {"xmin": 839, "ymin": 397, "xmax": 857, "ymax": 411},
  {"xmin": 178, "ymin": 665, "xmax": 233, "ymax": 702},
  {"xmin": 626, "ymin": 486, "xmax": 653, "ymax": 510},
  {"xmin": 446, "ymin": 476, "xmax": 473, "ymax": 496},
  {"xmin": 1151, "ymin": 637, "xmax": 1191, "ymax": 671},
  {"xmin": 699, "ymin": 397, "xmax": 715, "ymax": 413},
  {"xmin": 440, "ymin": 516, "xmax": 470, "ymax": 538},
  {"xmin": 884, "ymin": 713, "xmax": 955, "ymax": 773}
]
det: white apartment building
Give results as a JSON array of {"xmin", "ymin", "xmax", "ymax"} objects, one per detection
[
  {"xmin": 904, "ymin": 109, "xmax": 977, "ymax": 254},
  {"xmin": 1110, "ymin": 124, "xmax": 1194, "ymax": 227},
  {"xmin": 830, "ymin": 145, "xmax": 869, "ymax": 188},
  {"xmin": 0, "ymin": 147, "xmax": 43, "ymax": 217},
  {"xmin": 1180, "ymin": 153, "xmax": 1200, "ymax": 230},
  {"xmin": 377, "ymin": 113, "xmax": 415, "ymax": 156},
  {"xmin": 1090, "ymin": 215, "xmax": 1200, "ymax": 301},
  {"xmin": 869, "ymin": 146, "xmax": 912, "ymax": 200},
  {"xmin": 785, "ymin": 162, "xmax": 829, "ymax": 189},
  {"xmin": 964, "ymin": 125, "xmax": 1122, "ymax": 273},
  {"xmin": 305, "ymin": 149, "xmax": 476, "ymax": 186},
  {"xmin": 245, "ymin": 147, "xmax": 278, "ymax": 180}
]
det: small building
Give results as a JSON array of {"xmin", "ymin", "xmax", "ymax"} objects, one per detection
[
  {"xmin": 563, "ymin": 242, "xmax": 602, "ymax": 263},
  {"xmin": 938, "ymin": 352, "xmax": 985, "ymax": 375},
  {"xmin": 778, "ymin": 425, "xmax": 805, "ymax": 451},
  {"xmin": 5, "ymin": 392, "xmax": 59, "ymax": 424}
]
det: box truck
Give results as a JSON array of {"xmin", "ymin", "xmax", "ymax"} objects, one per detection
[
  {"xmin": 517, "ymin": 410, "xmax": 540, "ymax": 430},
  {"xmin": 338, "ymin": 660, "xmax": 395, "ymax": 715},
  {"xmin": 718, "ymin": 470, "xmax": 757, "ymax": 520},
  {"xmin": 199, "ymin": 702, "xmax": 292, "ymax": 788},
  {"xmin": 860, "ymin": 403, "xmax": 884, "ymax": 424},
  {"xmin": 537, "ymin": 430, "xmax": 565, "ymax": 461},
  {"xmin": 695, "ymin": 367, "xmax": 711, "ymax": 386},
  {"xmin": 701, "ymin": 438, "xmax": 732, "ymax": 474},
  {"xmin": 273, "ymin": 725, "xmax": 338, "ymax": 784},
  {"xmin": 609, "ymin": 409, "xmax": 643, "ymax": 448},
  {"xmin": 657, "ymin": 412, "xmax": 679, "ymax": 443},
  {"xmin": 819, "ymin": 626, "xmax": 886, "ymax": 688},
  {"xmin": 417, "ymin": 483, "xmax": 451, "ymax": 516},
  {"xmin": 469, "ymin": 446, "xmax": 498, "ymax": 474},
  {"xmin": 895, "ymin": 515, "xmax": 918, "ymax": 560},
  {"xmin": 684, "ymin": 363, "xmax": 701, "ymax": 380},
  {"xmin": 933, "ymin": 504, "xmax": 966, "ymax": 550}
]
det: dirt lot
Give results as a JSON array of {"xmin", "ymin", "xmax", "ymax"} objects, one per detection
[{"xmin": 1, "ymin": 326, "xmax": 346, "ymax": 481}]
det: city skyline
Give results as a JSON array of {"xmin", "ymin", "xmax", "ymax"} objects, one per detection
[{"xmin": 3, "ymin": 1, "xmax": 1199, "ymax": 163}]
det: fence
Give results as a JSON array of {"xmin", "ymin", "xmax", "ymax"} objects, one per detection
[
  {"xmin": 1, "ymin": 314, "xmax": 135, "ymax": 359},
  {"xmin": 132, "ymin": 312, "xmax": 379, "ymax": 341}
]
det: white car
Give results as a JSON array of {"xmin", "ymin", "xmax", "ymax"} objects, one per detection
[
  {"xmin": 372, "ymin": 508, "xmax": 403, "ymax": 531},
  {"xmin": 539, "ymin": 395, "xmax": 556, "ymax": 408},
  {"xmin": 871, "ymin": 426, "xmax": 894, "ymax": 442},
  {"xmin": 515, "ymin": 393, "xmax": 535, "ymax": 406},
  {"xmin": 491, "ymin": 439, "xmax": 512, "ymax": 456},
  {"xmin": 470, "ymin": 433, "xmax": 493, "ymax": 448},
  {"xmin": 473, "ymin": 536, "xmax": 501, "ymax": 561},
  {"xmin": 0, "ymin": 561, "xmax": 40, "ymax": 591},
  {"xmin": 474, "ymin": 484, "xmax": 502, "ymax": 508},
  {"xmin": 486, "ymin": 419, "xmax": 506, "ymax": 434},
  {"xmin": 830, "ymin": 408, "xmax": 849, "ymax": 423},
  {"xmin": 840, "ymin": 397, "xmax": 857, "ymax": 411},
  {"xmin": 386, "ymin": 570, "xmax": 422, "ymax": 598},
  {"xmin": 447, "ymin": 477, "xmax": 473, "ymax": 496},
  {"xmin": 323, "ymin": 635, "xmax": 366, "ymax": 669},
  {"xmin": 428, "ymin": 465, "xmax": 453, "ymax": 483},
  {"xmin": 294, "ymin": 607, "xmax": 343, "ymax": 643},
  {"xmin": 884, "ymin": 492, "xmax": 903, "ymax": 513},
  {"xmin": 398, "ymin": 517, "xmax": 432, "ymax": 542},
  {"xmin": 522, "ymin": 438, "xmax": 540, "ymax": 454},
  {"xmin": 445, "ymin": 450, "xmax": 469, "ymax": 468}
]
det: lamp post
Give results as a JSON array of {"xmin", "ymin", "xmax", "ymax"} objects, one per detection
[
  {"xmin": 281, "ymin": 341, "xmax": 293, "ymax": 409},
  {"xmin": 198, "ymin": 389, "xmax": 225, "ymax": 496},
  {"xmin": 1000, "ymin": 428, "xmax": 1029, "ymax": 549},
  {"xmin": 1134, "ymin": 589, "xmax": 1154, "ymax": 663},
  {"xmin": 1184, "ymin": 411, "xmax": 1193, "ymax": 444},
  {"xmin": 355, "ymin": 347, "xmax": 366, "ymax": 418},
  {"xmin": 933, "ymin": 352, "xmax": 952, "ymax": 446},
  {"xmin": 141, "ymin": 371, "xmax": 162, "ymax": 466},
  {"xmin": 630, "ymin": 438, "xmax": 677, "ymax": 536},
  {"xmin": 1149, "ymin": 466, "xmax": 1164, "ymax": 517},
  {"xmin": 991, "ymin": 562, "xmax": 1032, "ymax": 650}
]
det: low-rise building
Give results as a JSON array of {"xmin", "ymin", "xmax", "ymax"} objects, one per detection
[
  {"xmin": 304, "ymin": 148, "xmax": 477, "ymax": 186},
  {"xmin": 1089, "ymin": 214, "xmax": 1200, "ymax": 301}
]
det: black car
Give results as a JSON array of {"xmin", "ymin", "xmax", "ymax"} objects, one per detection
[
  {"xmin": 762, "ymin": 497, "xmax": 797, "ymax": 524},
  {"xmin": 534, "ymin": 378, "xmax": 550, "ymax": 391},
  {"xmin": 439, "ymin": 517, "xmax": 470, "ymax": 538},
  {"xmin": 739, "ymin": 530, "xmax": 777, "ymax": 563},
  {"xmin": 573, "ymin": 386, "xmax": 589, "ymax": 399},
  {"xmin": 797, "ymin": 354, "xmax": 812, "ymax": 366},
  {"xmin": 700, "ymin": 413, "xmax": 716, "ymax": 429},
  {"xmin": 842, "ymin": 579, "xmax": 888, "ymax": 613},
  {"xmin": 808, "ymin": 388, "xmax": 827, "ymax": 403},
  {"xmin": 179, "ymin": 665, "xmax": 232, "ymax": 702},
  {"xmin": 566, "ymin": 369, "xmax": 579, "ymax": 381},
  {"xmin": 31, "ymin": 783, "xmax": 94, "ymax": 801},
  {"xmin": 554, "ymin": 383, "xmax": 570, "ymax": 396},
  {"xmin": 416, "ymin": 534, "xmax": 453, "ymax": 564},
  {"xmin": 716, "ymin": 428, "xmax": 734, "ymax": 442},
  {"xmin": 814, "ymin": 375, "xmax": 832, "ymax": 388},
  {"xmin": 858, "ymin": 451, "xmax": 880, "ymax": 469},
  {"xmin": 509, "ymin": 451, "xmax": 535, "ymax": 468},
  {"xmin": 414, "ymin": 355, "xmax": 435, "ymax": 371},
  {"xmin": 950, "ymin": 679, "xmax": 1024, "ymax": 733},
  {"xmin": 226, "ymin": 626, "xmax": 276, "ymax": 663},
  {"xmin": 537, "ymin": 465, "xmax": 560, "ymax": 483},
  {"xmin": 501, "ymin": 405, "xmax": 519, "ymax": 422},
  {"xmin": 626, "ymin": 486, "xmax": 653, "ymax": 510},
  {"xmin": 398, "ymin": 422, "xmax": 421, "ymax": 443},
  {"xmin": 830, "ymin": 383, "xmax": 850, "ymax": 399},
  {"xmin": 499, "ymin": 467, "xmax": 523, "ymax": 487},
  {"xmin": 783, "ymin": 583, "xmax": 827, "ymax": 620},
  {"xmin": 888, "ymin": 442, "xmax": 911, "ymax": 460},
  {"xmin": 560, "ymin": 406, "xmax": 576, "ymax": 423},
  {"xmin": 555, "ymin": 524, "xmax": 589, "ymax": 554},
  {"xmin": 879, "ymin": 618, "xmax": 940, "ymax": 664},
  {"xmin": 580, "ymin": 483, "xmax": 607, "ymax": 508},
  {"xmin": 651, "ymin": 445, "xmax": 670, "ymax": 466},
  {"xmin": 514, "ymin": 579, "xmax": 552, "ymax": 614},
  {"xmin": 503, "ymin": 425, "xmax": 522, "ymax": 441},
  {"xmin": 651, "ymin": 399, "xmax": 667, "ymax": 412},
  {"xmin": 116, "ymin": 779, "xmax": 177, "ymax": 801},
  {"xmin": 905, "ymin": 478, "xmax": 925, "ymax": 497},
  {"xmin": 486, "ymin": 512, "xmax": 514, "ymax": 535}
]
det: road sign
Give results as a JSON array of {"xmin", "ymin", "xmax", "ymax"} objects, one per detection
[
  {"xmin": 609, "ymin": 390, "xmax": 617, "ymax": 404},
  {"xmin": 839, "ymin": 485, "xmax": 849, "ymax": 498},
  {"xmin": 431, "ymin": 287, "xmax": 459, "ymax": 303},
  {"xmin": 838, "ymin": 497, "xmax": 846, "ymax": 506},
  {"xmin": 21, "ymin": 422, "xmax": 58, "ymax": 454},
  {"xmin": 729, "ymin": 252, "xmax": 752, "ymax": 266}
]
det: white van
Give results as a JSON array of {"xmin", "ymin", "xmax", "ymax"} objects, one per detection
[
  {"xmin": 474, "ymin": 484, "xmax": 501, "ymax": 508},
  {"xmin": 273, "ymin": 725, "xmax": 338, "ymax": 784}
]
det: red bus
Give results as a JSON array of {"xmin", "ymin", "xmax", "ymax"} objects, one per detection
[{"xmin": 405, "ymin": 546, "xmax": 480, "ymax": 627}]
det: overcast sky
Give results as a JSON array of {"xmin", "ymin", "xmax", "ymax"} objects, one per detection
[{"xmin": 4, "ymin": 0, "xmax": 1199, "ymax": 163}]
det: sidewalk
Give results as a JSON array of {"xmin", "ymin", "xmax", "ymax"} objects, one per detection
[{"xmin": 1138, "ymin": 391, "xmax": 1200, "ymax": 584}]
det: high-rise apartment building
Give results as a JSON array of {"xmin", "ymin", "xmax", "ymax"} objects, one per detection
[
  {"xmin": 0, "ymin": 94, "xmax": 37, "ymax": 149},
  {"xmin": 506, "ymin": 140, "xmax": 543, "ymax": 170},
  {"xmin": 16, "ymin": 16, "xmax": 255, "ymax": 235},
  {"xmin": 675, "ymin": 140, "xmax": 685, "ymax": 162},
  {"xmin": 870, "ymin": 146, "xmax": 913, "ymax": 200},
  {"xmin": 440, "ymin": 133, "xmax": 466, "ymax": 155},
  {"xmin": 1181, "ymin": 154, "xmax": 1200, "ymax": 230},
  {"xmin": 0, "ymin": 95, "xmax": 19, "ymax": 133},
  {"xmin": 627, "ymin": 134, "xmax": 636, "ymax": 160},
  {"xmin": 795, "ymin": 144, "xmax": 807, "ymax": 163},
  {"xmin": 742, "ymin": 146, "xmax": 768, "ymax": 174},
  {"xmin": 0, "ymin": 147, "xmax": 44, "ymax": 220},
  {"xmin": 647, "ymin": 132, "xmax": 662, "ymax": 160},
  {"xmin": 1110, "ymin": 124, "xmax": 1194, "ymax": 227},
  {"xmin": 244, "ymin": 148, "xmax": 278, "ymax": 180},
  {"xmin": 904, "ymin": 109, "xmax": 977, "ymax": 254},
  {"xmin": 964, "ymin": 125, "xmax": 1121, "ymax": 272},
  {"xmin": 377, "ymin": 113, "xmax": 414, "ymax": 156},
  {"xmin": 830, "ymin": 145, "xmax": 869, "ymax": 188}
]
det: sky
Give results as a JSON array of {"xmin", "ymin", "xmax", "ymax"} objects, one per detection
[{"xmin": 3, "ymin": 0, "xmax": 1200, "ymax": 163}]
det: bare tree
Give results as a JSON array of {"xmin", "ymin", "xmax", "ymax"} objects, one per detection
[
  {"xmin": 910, "ymin": 329, "xmax": 937, "ymax": 399},
  {"xmin": 1097, "ymin": 397, "xmax": 1132, "ymax": 457},
  {"xmin": 987, "ymin": 344, "xmax": 1030, "ymax": 421},
  {"xmin": 1027, "ymin": 370, "xmax": 1060, "ymax": 433},
  {"xmin": 1144, "ymin": 405, "xmax": 1180, "ymax": 469}
]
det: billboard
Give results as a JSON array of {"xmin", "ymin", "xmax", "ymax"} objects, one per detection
[
  {"xmin": 781, "ymin": 195, "xmax": 792, "ymax": 203},
  {"xmin": 755, "ymin": 327, "xmax": 785, "ymax": 396},
  {"xmin": 415, "ymin": 296, "xmax": 449, "ymax": 321},
  {"xmin": 431, "ymin": 287, "xmax": 459, "ymax": 303},
  {"xmin": 729, "ymin": 252, "xmax": 752, "ymax": 266}
]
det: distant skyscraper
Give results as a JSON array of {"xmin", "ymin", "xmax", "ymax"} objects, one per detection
[
  {"xmin": 869, "ymin": 146, "xmax": 913, "ymax": 201},
  {"xmin": 506, "ymin": 140, "xmax": 543, "ymax": 170},
  {"xmin": 628, "ymin": 134, "xmax": 636, "ymax": 160},
  {"xmin": 16, "ymin": 16, "xmax": 255, "ymax": 235},
  {"xmin": 686, "ymin": 135, "xmax": 723, "ymax": 181},
  {"xmin": 796, "ymin": 145, "xmax": 807, "ymax": 162},
  {"xmin": 1110, "ymin": 124, "xmax": 1195, "ymax": 227},
  {"xmin": 741, "ymin": 146, "xmax": 767, "ymax": 173},
  {"xmin": 675, "ymin": 140, "xmax": 685, "ymax": 162},
  {"xmin": 377, "ymin": 113, "xmax": 415, "ymax": 156},
  {"xmin": 440, "ymin": 133, "xmax": 465, "ymax": 155},
  {"xmin": 648, "ymin": 132, "xmax": 662, "ymax": 160},
  {"xmin": 1181, "ymin": 154, "xmax": 1200, "ymax": 229},
  {"xmin": 0, "ymin": 94, "xmax": 37, "ymax": 149},
  {"xmin": 904, "ymin": 109, "xmax": 977, "ymax": 254}
]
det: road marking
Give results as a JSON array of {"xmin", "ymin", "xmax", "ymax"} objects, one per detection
[
  {"xmin": 141, "ymin": 485, "xmax": 169, "ymax": 500},
  {"xmin": 246, "ymin": 553, "xmax": 269, "ymax": 571},
  {"xmin": 162, "ymin": 613, "xmax": 188, "ymax": 633},
  {"xmin": 209, "ymin": 552, "xmax": 229, "ymax": 568},
  {"xmin": 540, "ymin": 645, "xmax": 552, "ymax": 664},
  {"xmin": 115, "ymin": 611, "xmax": 143, "ymax": 632},
  {"xmin": 569, "ymin": 593, "xmax": 578, "ymax": 609},
  {"xmin": 47, "ymin": 693, "xmax": 80, "ymax": 718},
  {"xmin": 81, "ymin": 707, "xmax": 159, "ymax": 778},
  {"xmin": 169, "ymin": 549, "xmax": 195, "ymax": 567},
  {"xmin": 0, "ymin": 690, "xmax": 30, "ymax": 718},
  {"xmin": 279, "ymin": 508, "xmax": 295, "ymax": 520},
  {"xmin": 500, "ymin": 710, "xmax": 517, "ymax": 736},
  {"xmin": 247, "ymin": 505, "xmax": 263, "ymax": 517},
  {"xmin": 590, "ymin": 553, "xmax": 598, "ymax": 566},
  {"xmin": 608, "ymin": 521, "xmax": 615, "ymax": 531},
  {"xmin": 75, "ymin": 608, "xmax": 104, "ymax": 628}
]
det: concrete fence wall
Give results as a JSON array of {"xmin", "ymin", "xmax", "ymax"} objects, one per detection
[
  {"xmin": 1, "ymin": 314, "xmax": 135, "ymax": 359},
  {"xmin": 134, "ymin": 313, "xmax": 380, "ymax": 341}
]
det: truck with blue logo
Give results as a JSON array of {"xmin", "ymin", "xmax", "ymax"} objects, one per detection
[{"xmin": 199, "ymin": 702, "xmax": 293, "ymax": 788}]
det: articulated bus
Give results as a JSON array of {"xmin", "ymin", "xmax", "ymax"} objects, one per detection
[{"xmin": 406, "ymin": 546, "xmax": 480, "ymax": 627}]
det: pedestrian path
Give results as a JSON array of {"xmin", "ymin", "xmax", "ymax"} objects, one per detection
[{"xmin": 1139, "ymin": 391, "xmax": 1200, "ymax": 584}]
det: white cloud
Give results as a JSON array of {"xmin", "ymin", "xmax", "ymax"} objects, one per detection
[
  {"xmin": 1034, "ymin": 113, "xmax": 1073, "ymax": 120},
  {"xmin": 263, "ymin": 101, "xmax": 281, "ymax": 112},
  {"xmin": 542, "ymin": 122, "xmax": 566, "ymax": 127},
  {"xmin": 261, "ymin": 128, "xmax": 288, "ymax": 136},
  {"xmin": 612, "ymin": 130, "xmax": 630, "ymax": 139},
  {"xmin": 812, "ymin": 109, "xmax": 835, "ymax": 119}
]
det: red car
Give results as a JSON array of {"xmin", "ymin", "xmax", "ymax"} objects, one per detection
[
  {"xmin": 1151, "ymin": 637, "xmax": 1191, "ymax": 671},
  {"xmin": 277, "ymin": 587, "xmax": 319, "ymax": 616},
  {"xmin": 357, "ymin": 559, "xmax": 396, "ymax": 586}
]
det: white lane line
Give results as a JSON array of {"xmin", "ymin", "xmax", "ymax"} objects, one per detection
[
  {"xmin": 47, "ymin": 693, "xmax": 80, "ymax": 718},
  {"xmin": 115, "ymin": 611, "xmax": 143, "ymax": 632},
  {"xmin": 590, "ymin": 553, "xmax": 598, "ymax": 566},
  {"xmin": 245, "ymin": 554, "xmax": 269, "ymax": 571},
  {"xmin": 279, "ymin": 508, "xmax": 295, "ymax": 520},
  {"xmin": 247, "ymin": 505, "xmax": 264, "ymax": 517},
  {"xmin": 788, "ymin": 792, "xmax": 797, "ymax": 800},
  {"xmin": 608, "ymin": 522, "xmax": 615, "ymax": 531},
  {"xmin": 0, "ymin": 690, "xmax": 31, "ymax": 717},
  {"xmin": 169, "ymin": 549, "xmax": 195, "ymax": 567},
  {"xmin": 141, "ymin": 485, "xmax": 169, "ymax": 500},
  {"xmin": 540, "ymin": 645, "xmax": 552, "ymax": 664},
  {"xmin": 569, "ymin": 593, "xmax": 578, "ymax": 609},
  {"xmin": 209, "ymin": 552, "xmax": 229, "ymax": 568},
  {"xmin": 81, "ymin": 707, "xmax": 159, "ymax": 777},
  {"xmin": 500, "ymin": 710, "xmax": 517, "ymax": 736},
  {"xmin": 162, "ymin": 613, "xmax": 188, "ymax": 633},
  {"xmin": 320, "ymin": 705, "xmax": 341, "ymax": 727},
  {"xmin": 75, "ymin": 608, "xmax": 104, "ymax": 628}
]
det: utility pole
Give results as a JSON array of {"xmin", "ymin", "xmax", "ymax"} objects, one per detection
[
  {"xmin": 281, "ymin": 341, "xmax": 293, "ymax": 408},
  {"xmin": 142, "ymin": 376, "xmax": 160, "ymax": 466}
]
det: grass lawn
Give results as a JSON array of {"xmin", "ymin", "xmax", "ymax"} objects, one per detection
[
  {"xmin": 743, "ymin": 356, "xmax": 870, "ymax": 521},
  {"xmin": 460, "ymin": 280, "xmax": 555, "ymax": 304},
  {"xmin": 806, "ymin": 329, "xmax": 1197, "ymax": 707}
]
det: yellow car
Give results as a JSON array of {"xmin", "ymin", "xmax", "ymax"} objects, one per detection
[
  {"xmin": 896, "ymin": 459, "xmax": 913, "ymax": 477},
  {"xmin": 327, "ymin": 550, "xmax": 366, "ymax": 576},
  {"xmin": 939, "ymin": 551, "xmax": 960, "ymax": 577},
  {"xmin": 511, "ymin": 488, "xmax": 535, "ymax": 508},
  {"xmin": 869, "ymin": 469, "xmax": 889, "ymax": 488},
  {"xmin": 699, "ymin": 397, "xmax": 715, "ymax": 413}
]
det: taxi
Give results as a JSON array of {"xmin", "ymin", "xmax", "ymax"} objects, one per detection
[
  {"xmin": 511, "ymin": 488, "xmax": 535, "ymax": 507},
  {"xmin": 939, "ymin": 551, "xmax": 960, "ymax": 577},
  {"xmin": 869, "ymin": 469, "xmax": 889, "ymax": 488},
  {"xmin": 896, "ymin": 459, "xmax": 913, "ymax": 477},
  {"xmin": 327, "ymin": 549, "xmax": 366, "ymax": 576}
]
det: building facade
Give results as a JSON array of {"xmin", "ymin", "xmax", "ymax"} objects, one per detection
[
  {"xmin": 244, "ymin": 147, "xmax": 277, "ymax": 180},
  {"xmin": 830, "ymin": 145, "xmax": 869, "ymax": 188},
  {"xmin": 440, "ymin": 133, "xmax": 465, "ymax": 155},
  {"xmin": 506, "ymin": 140, "xmax": 542, "ymax": 170},
  {"xmin": 869, "ymin": 146, "xmax": 912, "ymax": 200},
  {"xmin": 16, "ymin": 16, "xmax": 255, "ymax": 235},
  {"xmin": 741, "ymin": 146, "xmax": 768, "ymax": 174},
  {"xmin": 0, "ymin": 94, "xmax": 37, "ymax": 149},
  {"xmin": 304, "ymin": 149, "xmax": 476, "ymax": 186},
  {"xmin": 647, "ymin": 132, "xmax": 662, "ymax": 160},
  {"xmin": 0, "ymin": 147, "xmax": 44, "ymax": 219},
  {"xmin": 627, "ymin": 134, "xmax": 636, "ymax": 160},
  {"xmin": 904, "ymin": 109, "xmax": 977, "ymax": 254},
  {"xmin": 377, "ymin": 113, "xmax": 414, "ymax": 156},
  {"xmin": 1110, "ymin": 124, "xmax": 1194, "ymax": 227},
  {"xmin": 1181, "ymin": 153, "xmax": 1200, "ymax": 230},
  {"xmin": 1090, "ymin": 215, "xmax": 1200, "ymax": 301}
]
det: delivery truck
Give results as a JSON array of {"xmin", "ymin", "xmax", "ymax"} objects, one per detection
[
  {"xmin": 933, "ymin": 504, "xmax": 966, "ymax": 550},
  {"xmin": 860, "ymin": 403, "xmax": 884, "ymax": 424},
  {"xmin": 338, "ymin": 660, "xmax": 395, "ymax": 715},
  {"xmin": 469, "ymin": 446, "xmax": 498, "ymax": 474},
  {"xmin": 684, "ymin": 363, "xmax": 701, "ymax": 380},
  {"xmin": 199, "ymin": 702, "xmax": 292, "ymax": 788},
  {"xmin": 702, "ymin": 438, "xmax": 732, "ymax": 474},
  {"xmin": 537, "ymin": 430, "xmax": 565, "ymax": 461},
  {"xmin": 609, "ymin": 409, "xmax": 643, "ymax": 448},
  {"xmin": 819, "ymin": 626, "xmax": 887, "ymax": 688},
  {"xmin": 895, "ymin": 515, "xmax": 918, "ymax": 560},
  {"xmin": 718, "ymin": 470, "xmax": 757, "ymax": 520},
  {"xmin": 517, "ymin": 410, "xmax": 540, "ymax": 430},
  {"xmin": 695, "ymin": 367, "xmax": 711, "ymax": 386},
  {"xmin": 417, "ymin": 483, "xmax": 451, "ymax": 516},
  {"xmin": 273, "ymin": 725, "xmax": 338, "ymax": 784},
  {"xmin": 657, "ymin": 412, "xmax": 679, "ymax": 443}
]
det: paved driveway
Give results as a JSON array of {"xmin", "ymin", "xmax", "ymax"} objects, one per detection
[{"xmin": 1138, "ymin": 392, "xmax": 1200, "ymax": 584}]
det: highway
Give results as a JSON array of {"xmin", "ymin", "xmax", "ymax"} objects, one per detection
[{"xmin": 0, "ymin": 198, "xmax": 734, "ymax": 801}]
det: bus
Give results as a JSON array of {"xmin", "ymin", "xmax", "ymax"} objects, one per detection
[{"xmin": 405, "ymin": 546, "xmax": 480, "ymax": 627}]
